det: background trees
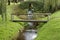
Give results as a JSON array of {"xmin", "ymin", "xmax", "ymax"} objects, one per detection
[{"xmin": 0, "ymin": 0, "xmax": 7, "ymax": 21}]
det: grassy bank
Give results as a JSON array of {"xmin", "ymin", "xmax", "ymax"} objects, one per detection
[
  {"xmin": 35, "ymin": 10, "xmax": 60, "ymax": 40},
  {"xmin": 0, "ymin": 3, "xmax": 24, "ymax": 40}
]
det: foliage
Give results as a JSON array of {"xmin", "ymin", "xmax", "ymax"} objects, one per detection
[
  {"xmin": 0, "ymin": 21, "xmax": 24, "ymax": 40},
  {"xmin": 35, "ymin": 11, "xmax": 60, "ymax": 40},
  {"xmin": 19, "ymin": 1, "xmax": 59, "ymax": 13},
  {"xmin": 19, "ymin": 1, "xmax": 44, "ymax": 13},
  {"xmin": 0, "ymin": 3, "xmax": 24, "ymax": 40}
]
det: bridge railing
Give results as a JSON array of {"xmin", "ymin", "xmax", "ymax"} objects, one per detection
[{"xmin": 11, "ymin": 13, "xmax": 51, "ymax": 22}]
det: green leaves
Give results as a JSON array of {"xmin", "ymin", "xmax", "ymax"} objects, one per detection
[{"xmin": 19, "ymin": 1, "xmax": 44, "ymax": 13}]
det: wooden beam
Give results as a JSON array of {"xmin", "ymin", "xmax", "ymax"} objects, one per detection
[
  {"xmin": 12, "ymin": 20, "xmax": 48, "ymax": 22},
  {"xmin": 12, "ymin": 13, "xmax": 51, "ymax": 15}
]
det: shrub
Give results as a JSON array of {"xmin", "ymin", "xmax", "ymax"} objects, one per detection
[
  {"xmin": 19, "ymin": 1, "xmax": 44, "ymax": 13},
  {"xmin": 19, "ymin": 1, "xmax": 57, "ymax": 13}
]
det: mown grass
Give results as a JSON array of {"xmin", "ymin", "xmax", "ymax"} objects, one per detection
[{"xmin": 35, "ymin": 10, "xmax": 60, "ymax": 40}]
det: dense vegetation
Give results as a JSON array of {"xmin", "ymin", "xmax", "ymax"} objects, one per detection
[
  {"xmin": 19, "ymin": 0, "xmax": 60, "ymax": 13},
  {"xmin": 0, "ymin": 2, "xmax": 25, "ymax": 40},
  {"xmin": 35, "ymin": 11, "xmax": 60, "ymax": 40},
  {"xmin": 0, "ymin": 0, "xmax": 60, "ymax": 40},
  {"xmin": 13, "ymin": 0, "xmax": 60, "ymax": 15},
  {"xmin": 19, "ymin": 1, "xmax": 44, "ymax": 13}
]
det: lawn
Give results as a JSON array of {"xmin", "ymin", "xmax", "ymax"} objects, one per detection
[{"xmin": 35, "ymin": 10, "xmax": 60, "ymax": 40}]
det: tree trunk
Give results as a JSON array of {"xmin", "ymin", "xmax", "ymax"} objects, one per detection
[
  {"xmin": 1, "ymin": 0, "xmax": 7, "ymax": 22},
  {"xmin": 8, "ymin": 0, "xmax": 10, "ymax": 5}
]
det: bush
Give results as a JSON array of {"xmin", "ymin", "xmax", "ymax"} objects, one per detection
[
  {"xmin": 19, "ymin": 1, "xmax": 44, "ymax": 13},
  {"xmin": 19, "ymin": 1, "xmax": 57, "ymax": 13}
]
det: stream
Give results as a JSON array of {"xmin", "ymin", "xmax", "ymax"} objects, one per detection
[
  {"xmin": 16, "ymin": 22, "xmax": 38, "ymax": 40},
  {"xmin": 23, "ymin": 29, "xmax": 37, "ymax": 40},
  {"xmin": 23, "ymin": 10, "xmax": 37, "ymax": 40},
  {"xmin": 16, "ymin": 9, "xmax": 37, "ymax": 40}
]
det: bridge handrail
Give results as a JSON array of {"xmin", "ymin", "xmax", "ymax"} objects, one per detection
[{"xmin": 11, "ymin": 13, "xmax": 51, "ymax": 15}]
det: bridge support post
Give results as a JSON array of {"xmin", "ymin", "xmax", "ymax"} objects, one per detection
[
  {"xmin": 11, "ymin": 14, "xmax": 14, "ymax": 21},
  {"xmin": 47, "ymin": 15, "xmax": 50, "ymax": 21}
]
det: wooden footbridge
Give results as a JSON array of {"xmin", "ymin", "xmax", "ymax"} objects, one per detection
[{"xmin": 11, "ymin": 13, "xmax": 51, "ymax": 23}]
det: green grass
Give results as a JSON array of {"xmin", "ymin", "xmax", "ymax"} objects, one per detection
[
  {"xmin": 0, "ymin": 3, "xmax": 24, "ymax": 40},
  {"xmin": 0, "ymin": 21, "xmax": 24, "ymax": 40},
  {"xmin": 35, "ymin": 10, "xmax": 60, "ymax": 40}
]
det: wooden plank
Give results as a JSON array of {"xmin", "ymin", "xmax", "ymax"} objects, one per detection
[
  {"xmin": 12, "ymin": 20, "xmax": 48, "ymax": 22},
  {"xmin": 25, "ymin": 30, "xmax": 37, "ymax": 32},
  {"xmin": 12, "ymin": 13, "xmax": 51, "ymax": 15}
]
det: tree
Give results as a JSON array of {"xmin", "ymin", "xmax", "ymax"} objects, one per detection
[
  {"xmin": 8, "ymin": 0, "xmax": 10, "ymax": 5},
  {"xmin": 1, "ymin": 0, "xmax": 7, "ymax": 22},
  {"xmin": 0, "ymin": 0, "xmax": 2, "ymax": 15}
]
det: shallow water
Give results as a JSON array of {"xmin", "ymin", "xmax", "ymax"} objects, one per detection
[
  {"xmin": 23, "ymin": 10, "xmax": 37, "ymax": 40},
  {"xmin": 23, "ymin": 30, "xmax": 37, "ymax": 40}
]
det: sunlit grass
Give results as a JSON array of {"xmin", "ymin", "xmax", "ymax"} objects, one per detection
[
  {"xmin": 0, "ymin": 3, "xmax": 24, "ymax": 40},
  {"xmin": 35, "ymin": 11, "xmax": 60, "ymax": 40}
]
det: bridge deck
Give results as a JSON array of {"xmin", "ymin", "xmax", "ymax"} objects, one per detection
[{"xmin": 12, "ymin": 20, "xmax": 48, "ymax": 22}]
